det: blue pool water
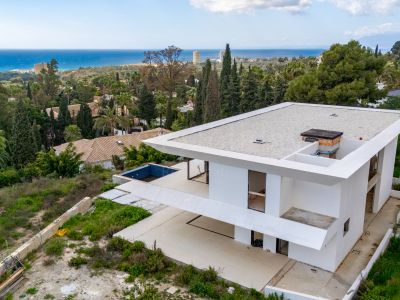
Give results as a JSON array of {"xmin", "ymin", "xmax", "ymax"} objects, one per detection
[
  {"xmin": 0, "ymin": 49, "xmax": 326, "ymax": 71},
  {"xmin": 121, "ymin": 164, "xmax": 177, "ymax": 181}
]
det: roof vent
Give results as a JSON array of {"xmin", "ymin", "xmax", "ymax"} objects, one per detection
[
  {"xmin": 330, "ymin": 113, "xmax": 338, "ymax": 117},
  {"xmin": 116, "ymin": 140, "xmax": 124, "ymax": 145},
  {"xmin": 253, "ymin": 138, "xmax": 265, "ymax": 144}
]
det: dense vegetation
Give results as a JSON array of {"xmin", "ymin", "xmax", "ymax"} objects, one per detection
[
  {"xmin": 34, "ymin": 198, "xmax": 283, "ymax": 299},
  {"xmin": 357, "ymin": 236, "xmax": 400, "ymax": 299},
  {"xmin": 0, "ymin": 168, "xmax": 111, "ymax": 253}
]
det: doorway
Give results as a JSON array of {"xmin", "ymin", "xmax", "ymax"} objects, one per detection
[
  {"xmin": 251, "ymin": 230, "xmax": 263, "ymax": 248},
  {"xmin": 276, "ymin": 239, "xmax": 289, "ymax": 256}
]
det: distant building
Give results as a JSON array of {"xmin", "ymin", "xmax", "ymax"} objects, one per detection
[
  {"xmin": 33, "ymin": 63, "xmax": 48, "ymax": 74},
  {"xmin": 219, "ymin": 50, "xmax": 225, "ymax": 62},
  {"xmin": 54, "ymin": 128, "xmax": 169, "ymax": 169},
  {"xmin": 45, "ymin": 102, "xmax": 100, "ymax": 119},
  {"xmin": 193, "ymin": 51, "xmax": 201, "ymax": 65}
]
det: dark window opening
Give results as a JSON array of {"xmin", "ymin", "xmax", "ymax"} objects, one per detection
[{"xmin": 343, "ymin": 218, "xmax": 350, "ymax": 236}]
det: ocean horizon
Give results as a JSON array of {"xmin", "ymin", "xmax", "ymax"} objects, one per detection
[{"xmin": 0, "ymin": 49, "xmax": 326, "ymax": 72}]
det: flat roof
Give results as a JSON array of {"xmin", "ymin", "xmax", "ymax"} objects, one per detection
[
  {"xmin": 173, "ymin": 104, "xmax": 400, "ymax": 159},
  {"xmin": 145, "ymin": 103, "xmax": 400, "ymax": 184}
]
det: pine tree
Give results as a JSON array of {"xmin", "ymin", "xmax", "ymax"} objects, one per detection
[
  {"xmin": 228, "ymin": 59, "xmax": 241, "ymax": 116},
  {"xmin": 10, "ymin": 100, "xmax": 37, "ymax": 168},
  {"xmin": 27, "ymin": 82, "xmax": 32, "ymax": 100},
  {"xmin": 240, "ymin": 67, "xmax": 259, "ymax": 113},
  {"xmin": 76, "ymin": 103, "xmax": 93, "ymax": 138},
  {"xmin": 204, "ymin": 67, "xmax": 220, "ymax": 123},
  {"xmin": 220, "ymin": 43, "xmax": 232, "ymax": 117},
  {"xmin": 138, "ymin": 85, "xmax": 156, "ymax": 127}
]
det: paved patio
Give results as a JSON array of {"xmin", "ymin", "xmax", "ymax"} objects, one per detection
[{"xmin": 115, "ymin": 207, "xmax": 289, "ymax": 290}]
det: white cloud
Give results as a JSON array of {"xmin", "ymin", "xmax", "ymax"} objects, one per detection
[
  {"xmin": 329, "ymin": 0, "xmax": 400, "ymax": 15},
  {"xmin": 189, "ymin": 0, "xmax": 400, "ymax": 14},
  {"xmin": 189, "ymin": 0, "xmax": 311, "ymax": 13},
  {"xmin": 345, "ymin": 22, "xmax": 400, "ymax": 38}
]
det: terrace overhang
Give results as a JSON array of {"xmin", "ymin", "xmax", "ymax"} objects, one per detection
[{"xmin": 118, "ymin": 179, "xmax": 337, "ymax": 250}]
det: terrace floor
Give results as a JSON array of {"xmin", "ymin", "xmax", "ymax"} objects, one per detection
[
  {"xmin": 114, "ymin": 197, "xmax": 400, "ymax": 298},
  {"xmin": 115, "ymin": 207, "xmax": 289, "ymax": 290}
]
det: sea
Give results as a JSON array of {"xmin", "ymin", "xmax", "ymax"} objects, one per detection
[{"xmin": 0, "ymin": 49, "xmax": 326, "ymax": 72}]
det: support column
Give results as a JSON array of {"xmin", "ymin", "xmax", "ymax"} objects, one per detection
[
  {"xmin": 266, "ymin": 174, "xmax": 282, "ymax": 217},
  {"xmin": 234, "ymin": 226, "xmax": 251, "ymax": 245},
  {"xmin": 263, "ymin": 234, "xmax": 277, "ymax": 253}
]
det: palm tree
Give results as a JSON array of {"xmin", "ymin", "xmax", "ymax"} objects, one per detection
[{"xmin": 94, "ymin": 107, "xmax": 132, "ymax": 136}]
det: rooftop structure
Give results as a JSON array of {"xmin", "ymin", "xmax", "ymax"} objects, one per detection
[
  {"xmin": 33, "ymin": 62, "xmax": 48, "ymax": 74},
  {"xmin": 45, "ymin": 102, "xmax": 100, "ymax": 119}
]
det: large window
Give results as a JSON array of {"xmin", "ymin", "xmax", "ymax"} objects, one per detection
[
  {"xmin": 187, "ymin": 159, "xmax": 209, "ymax": 184},
  {"xmin": 248, "ymin": 170, "xmax": 266, "ymax": 212}
]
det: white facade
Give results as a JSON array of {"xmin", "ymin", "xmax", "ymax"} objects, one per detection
[{"xmin": 131, "ymin": 103, "xmax": 400, "ymax": 272}]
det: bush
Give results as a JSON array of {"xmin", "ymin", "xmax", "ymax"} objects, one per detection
[
  {"xmin": 26, "ymin": 287, "xmax": 38, "ymax": 295},
  {"xmin": 100, "ymin": 182, "xmax": 118, "ymax": 192},
  {"xmin": 44, "ymin": 238, "xmax": 66, "ymax": 256},
  {"xmin": 0, "ymin": 168, "xmax": 21, "ymax": 188},
  {"xmin": 68, "ymin": 256, "xmax": 88, "ymax": 268}
]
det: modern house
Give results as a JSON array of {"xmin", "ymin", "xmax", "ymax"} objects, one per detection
[{"xmin": 122, "ymin": 102, "xmax": 400, "ymax": 272}]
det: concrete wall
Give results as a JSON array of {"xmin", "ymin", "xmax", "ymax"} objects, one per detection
[
  {"xmin": 335, "ymin": 161, "xmax": 369, "ymax": 269},
  {"xmin": 209, "ymin": 162, "xmax": 248, "ymax": 208},
  {"xmin": 374, "ymin": 137, "xmax": 397, "ymax": 212},
  {"xmin": 289, "ymin": 236, "xmax": 338, "ymax": 272},
  {"xmin": 291, "ymin": 180, "xmax": 341, "ymax": 218}
]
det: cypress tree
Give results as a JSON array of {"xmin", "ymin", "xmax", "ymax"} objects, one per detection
[
  {"xmin": 10, "ymin": 100, "xmax": 37, "ymax": 168},
  {"xmin": 186, "ymin": 74, "xmax": 195, "ymax": 87},
  {"xmin": 240, "ymin": 67, "xmax": 259, "ymax": 113},
  {"xmin": 32, "ymin": 120, "xmax": 42, "ymax": 152},
  {"xmin": 138, "ymin": 85, "xmax": 156, "ymax": 127},
  {"xmin": 194, "ymin": 59, "xmax": 212, "ymax": 125},
  {"xmin": 375, "ymin": 44, "xmax": 379, "ymax": 57},
  {"xmin": 116, "ymin": 72, "xmax": 120, "ymax": 82},
  {"xmin": 228, "ymin": 59, "xmax": 241, "ymax": 116},
  {"xmin": 220, "ymin": 43, "xmax": 232, "ymax": 117},
  {"xmin": 58, "ymin": 97, "xmax": 72, "ymax": 130},
  {"xmin": 77, "ymin": 103, "xmax": 93, "ymax": 138},
  {"xmin": 259, "ymin": 77, "xmax": 274, "ymax": 108},
  {"xmin": 239, "ymin": 62, "xmax": 244, "ymax": 76},
  {"xmin": 204, "ymin": 67, "xmax": 220, "ymax": 123},
  {"xmin": 194, "ymin": 80, "xmax": 203, "ymax": 125},
  {"xmin": 27, "ymin": 82, "xmax": 32, "ymax": 100}
]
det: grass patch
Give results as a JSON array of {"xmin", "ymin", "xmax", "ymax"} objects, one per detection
[
  {"xmin": 0, "ymin": 172, "xmax": 111, "ymax": 252},
  {"xmin": 68, "ymin": 256, "xmax": 88, "ymax": 269},
  {"xmin": 25, "ymin": 287, "xmax": 38, "ymax": 295},
  {"xmin": 357, "ymin": 236, "xmax": 400, "ymax": 299},
  {"xmin": 62, "ymin": 199, "xmax": 150, "ymax": 241},
  {"xmin": 44, "ymin": 238, "xmax": 65, "ymax": 256}
]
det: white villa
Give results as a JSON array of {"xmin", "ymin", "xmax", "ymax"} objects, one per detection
[{"xmin": 117, "ymin": 102, "xmax": 400, "ymax": 273}]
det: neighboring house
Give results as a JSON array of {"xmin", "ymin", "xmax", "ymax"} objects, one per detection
[
  {"xmin": 126, "ymin": 102, "xmax": 400, "ymax": 272},
  {"xmin": 33, "ymin": 62, "xmax": 48, "ymax": 74},
  {"xmin": 54, "ymin": 128, "xmax": 168, "ymax": 169},
  {"xmin": 45, "ymin": 102, "xmax": 99, "ymax": 119}
]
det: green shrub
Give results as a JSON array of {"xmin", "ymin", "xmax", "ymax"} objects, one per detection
[
  {"xmin": 68, "ymin": 256, "xmax": 88, "ymax": 268},
  {"xmin": 100, "ymin": 182, "xmax": 118, "ymax": 192},
  {"xmin": 67, "ymin": 229, "xmax": 84, "ymax": 240},
  {"xmin": 0, "ymin": 168, "xmax": 21, "ymax": 188},
  {"xmin": 26, "ymin": 287, "xmax": 38, "ymax": 295},
  {"xmin": 45, "ymin": 238, "xmax": 66, "ymax": 256}
]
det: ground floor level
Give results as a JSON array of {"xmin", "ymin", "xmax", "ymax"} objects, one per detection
[{"xmin": 115, "ymin": 197, "xmax": 400, "ymax": 299}]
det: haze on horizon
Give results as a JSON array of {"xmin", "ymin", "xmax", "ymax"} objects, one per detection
[{"xmin": 1, "ymin": 0, "xmax": 400, "ymax": 50}]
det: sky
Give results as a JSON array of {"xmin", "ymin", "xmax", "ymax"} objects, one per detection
[{"xmin": 0, "ymin": 0, "xmax": 399, "ymax": 50}]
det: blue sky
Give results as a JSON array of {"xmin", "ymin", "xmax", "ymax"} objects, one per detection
[{"xmin": 0, "ymin": 0, "xmax": 399, "ymax": 49}]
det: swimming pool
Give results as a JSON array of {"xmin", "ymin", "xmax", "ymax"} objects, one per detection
[{"xmin": 121, "ymin": 164, "xmax": 177, "ymax": 182}]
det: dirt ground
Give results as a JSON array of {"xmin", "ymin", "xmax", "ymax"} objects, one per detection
[{"xmin": 13, "ymin": 241, "xmax": 196, "ymax": 300}]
